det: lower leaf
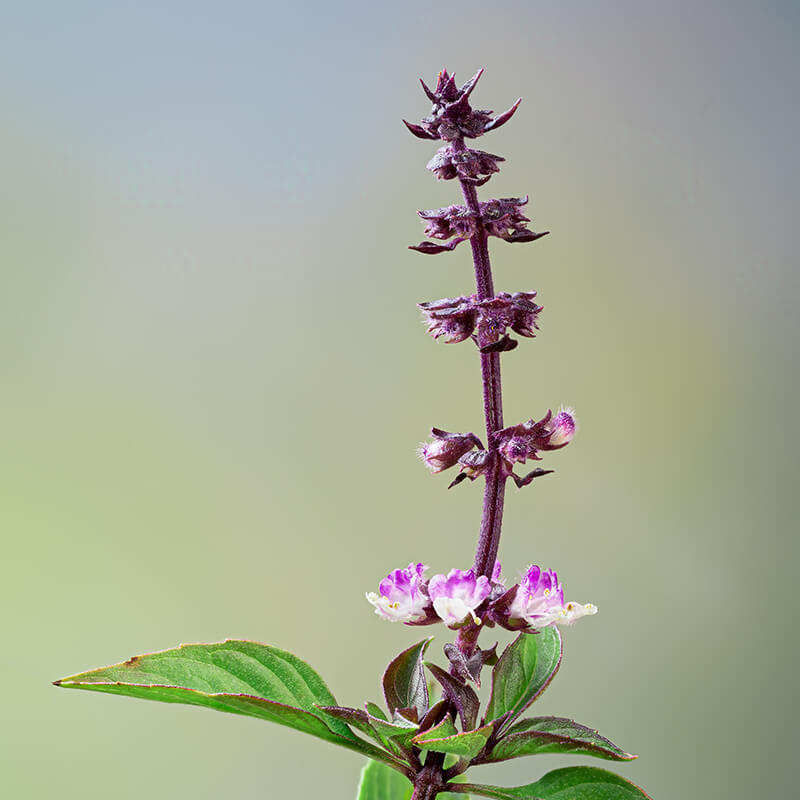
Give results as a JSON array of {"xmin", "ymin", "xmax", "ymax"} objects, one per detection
[
  {"xmin": 54, "ymin": 640, "xmax": 403, "ymax": 769},
  {"xmin": 452, "ymin": 767, "xmax": 651, "ymax": 799}
]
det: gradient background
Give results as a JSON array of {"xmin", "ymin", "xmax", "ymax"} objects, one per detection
[{"xmin": 2, "ymin": 2, "xmax": 797, "ymax": 798}]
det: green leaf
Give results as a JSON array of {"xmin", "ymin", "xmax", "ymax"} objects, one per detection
[
  {"xmin": 413, "ymin": 714, "xmax": 458, "ymax": 742},
  {"xmin": 383, "ymin": 638, "xmax": 433, "ymax": 721},
  {"xmin": 318, "ymin": 705, "xmax": 419, "ymax": 755},
  {"xmin": 453, "ymin": 767, "xmax": 652, "ymax": 799},
  {"xmin": 54, "ymin": 640, "xmax": 400, "ymax": 767},
  {"xmin": 485, "ymin": 717, "xmax": 635, "ymax": 763},
  {"xmin": 413, "ymin": 721, "xmax": 494, "ymax": 761},
  {"xmin": 366, "ymin": 701, "xmax": 388, "ymax": 721},
  {"xmin": 356, "ymin": 760, "xmax": 470, "ymax": 800},
  {"xmin": 484, "ymin": 629, "xmax": 561, "ymax": 729},
  {"xmin": 357, "ymin": 759, "xmax": 413, "ymax": 800},
  {"xmin": 316, "ymin": 706, "xmax": 387, "ymax": 744}
]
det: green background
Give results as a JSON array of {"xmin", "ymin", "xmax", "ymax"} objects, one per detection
[{"xmin": 2, "ymin": 2, "xmax": 797, "ymax": 798}]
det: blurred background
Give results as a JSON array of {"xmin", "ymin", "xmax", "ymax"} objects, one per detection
[{"xmin": 2, "ymin": 1, "xmax": 797, "ymax": 798}]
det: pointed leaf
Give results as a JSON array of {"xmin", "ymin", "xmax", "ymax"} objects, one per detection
[
  {"xmin": 483, "ymin": 99, "xmax": 521, "ymax": 133},
  {"xmin": 485, "ymin": 629, "xmax": 561, "ymax": 730},
  {"xmin": 317, "ymin": 705, "xmax": 384, "ymax": 743},
  {"xmin": 403, "ymin": 119, "xmax": 438, "ymax": 140},
  {"xmin": 316, "ymin": 704, "xmax": 419, "ymax": 759},
  {"xmin": 366, "ymin": 701, "xmax": 388, "ymax": 721},
  {"xmin": 383, "ymin": 638, "xmax": 432, "ymax": 720},
  {"xmin": 414, "ymin": 722, "xmax": 494, "ymax": 761},
  {"xmin": 412, "ymin": 714, "xmax": 457, "ymax": 743},
  {"xmin": 425, "ymin": 662, "xmax": 480, "ymax": 731},
  {"xmin": 485, "ymin": 717, "xmax": 635, "ymax": 763},
  {"xmin": 453, "ymin": 767, "xmax": 652, "ymax": 799},
  {"xmin": 54, "ymin": 640, "xmax": 397, "ymax": 766},
  {"xmin": 409, "ymin": 239, "xmax": 464, "ymax": 254}
]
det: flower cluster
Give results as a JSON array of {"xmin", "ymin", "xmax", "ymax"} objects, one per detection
[
  {"xmin": 402, "ymin": 68, "xmax": 521, "ymax": 142},
  {"xmin": 426, "ymin": 145, "xmax": 504, "ymax": 185},
  {"xmin": 367, "ymin": 562, "xmax": 595, "ymax": 632},
  {"xmin": 418, "ymin": 408, "xmax": 577, "ymax": 489},
  {"xmin": 496, "ymin": 408, "xmax": 577, "ymax": 465},
  {"xmin": 410, "ymin": 197, "xmax": 548, "ymax": 255},
  {"xmin": 418, "ymin": 291, "xmax": 542, "ymax": 351}
]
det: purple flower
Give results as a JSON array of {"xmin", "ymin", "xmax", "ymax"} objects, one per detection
[
  {"xmin": 428, "ymin": 568, "xmax": 492, "ymax": 627},
  {"xmin": 402, "ymin": 68, "xmax": 521, "ymax": 142},
  {"xmin": 418, "ymin": 428, "xmax": 482, "ymax": 473},
  {"xmin": 366, "ymin": 563, "xmax": 432, "ymax": 623},
  {"xmin": 508, "ymin": 565, "xmax": 597, "ymax": 629},
  {"xmin": 426, "ymin": 145, "xmax": 504, "ymax": 185}
]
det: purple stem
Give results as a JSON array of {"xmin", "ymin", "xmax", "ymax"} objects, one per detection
[{"xmin": 451, "ymin": 139, "xmax": 507, "ymax": 581}]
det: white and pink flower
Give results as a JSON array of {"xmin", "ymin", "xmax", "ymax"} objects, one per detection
[
  {"xmin": 508, "ymin": 564, "xmax": 597, "ymax": 629},
  {"xmin": 366, "ymin": 563, "xmax": 431, "ymax": 623},
  {"xmin": 428, "ymin": 568, "xmax": 492, "ymax": 627}
]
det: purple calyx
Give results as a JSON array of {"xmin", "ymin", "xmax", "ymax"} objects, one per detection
[
  {"xmin": 418, "ymin": 291, "xmax": 542, "ymax": 350},
  {"xmin": 409, "ymin": 197, "xmax": 548, "ymax": 255}
]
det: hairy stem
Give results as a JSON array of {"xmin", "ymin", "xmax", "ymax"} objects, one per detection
[
  {"xmin": 410, "ymin": 783, "xmax": 441, "ymax": 800},
  {"xmin": 411, "ymin": 753, "xmax": 446, "ymax": 800},
  {"xmin": 452, "ymin": 139, "xmax": 508, "ymax": 581}
]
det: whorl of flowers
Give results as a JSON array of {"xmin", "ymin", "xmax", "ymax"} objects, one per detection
[{"xmin": 367, "ymin": 561, "xmax": 595, "ymax": 631}]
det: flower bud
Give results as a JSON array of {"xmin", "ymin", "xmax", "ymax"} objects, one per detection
[
  {"xmin": 418, "ymin": 428, "xmax": 480, "ymax": 473},
  {"xmin": 545, "ymin": 408, "xmax": 576, "ymax": 448},
  {"xmin": 402, "ymin": 69, "xmax": 521, "ymax": 142},
  {"xmin": 496, "ymin": 408, "xmax": 576, "ymax": 467}
]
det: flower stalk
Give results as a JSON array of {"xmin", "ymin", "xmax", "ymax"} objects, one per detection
[{"xmin": 54, "ymin": 67, "xmax": 649, "ymax": 800}]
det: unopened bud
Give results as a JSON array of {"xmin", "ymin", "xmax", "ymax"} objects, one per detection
[
  {"xmin": 546, "ymin": 408, "xmax": 576, "ymax": 448},
  {"xmin": 418, "ymin": 428, "xmax": 480, "ymax": 473}
]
